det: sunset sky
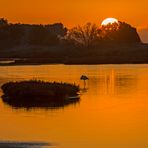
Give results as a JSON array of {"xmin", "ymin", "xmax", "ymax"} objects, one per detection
[{"xmin": 0, "ymin": 0, "xmax": 148, "ymax": 42}]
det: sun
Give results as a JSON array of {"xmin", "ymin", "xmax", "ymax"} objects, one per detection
[{"xmin": 101, "ymin": 18, "xmax": 118, "ymax": 26}]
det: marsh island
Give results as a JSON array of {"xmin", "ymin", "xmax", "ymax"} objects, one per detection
[{"xmin": 1, "ymin": 80, "xmax": 80, "ymax": 108}]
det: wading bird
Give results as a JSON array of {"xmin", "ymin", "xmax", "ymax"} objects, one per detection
[{"xmin": 80, "ymin": 75, "xmax": 89, "ymax": 87}]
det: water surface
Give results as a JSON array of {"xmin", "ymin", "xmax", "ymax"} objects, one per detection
[{"xmin": 0, "ymin": 64, "xmax": 148, "ymax": 148}]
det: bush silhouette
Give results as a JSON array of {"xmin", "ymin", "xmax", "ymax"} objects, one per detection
[
  {"xmin": 100, "ymin": 21, "xmax": 141, "ymax": 44},
  {"xmin": 1, "ymin": 80, "xmax": 80, "ymax": 108}
]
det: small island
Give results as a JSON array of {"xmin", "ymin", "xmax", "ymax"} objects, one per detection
[{"xmin": 1, "ymin": 80, "xmax": 80, "ymax": 108}]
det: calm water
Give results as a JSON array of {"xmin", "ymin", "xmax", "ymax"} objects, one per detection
[{"xmin": 0, "ymin": 64, "xmax": 148, "ymax": 148}]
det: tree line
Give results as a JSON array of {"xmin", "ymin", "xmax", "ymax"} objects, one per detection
[
  {"xmin": 0, "ymin": 18, "xmax": 141, "ymax": 50},
  {"xmin": 0, "ymin": 18, "xmax": 67, "ymax": 49}
]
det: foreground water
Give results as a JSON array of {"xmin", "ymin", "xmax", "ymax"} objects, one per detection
[{"xmin": 0, "ymin": 64, "xmax": 148, "ymax": 148}]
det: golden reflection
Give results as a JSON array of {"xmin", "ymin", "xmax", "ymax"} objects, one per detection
[
  {"xmin": 0, "ymin": 65, "xmax": 147, "ymax": 148},
  {"xmin": 89, "ymin": 68, "xmax": 137, "ymax": 96}
]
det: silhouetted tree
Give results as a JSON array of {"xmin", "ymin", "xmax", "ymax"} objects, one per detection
[
  {"xmin": 100, "ymin": 21, "xmax": 141, "ymax": 44},
  {"xmin": 0, "ymin": 18, "xmax": 68, "ymax": 48},
  {"xmin": 66, "ymin": 23, "xmax": 101, "ymax": 49},
  {"xmin": 101, "ymin": 22, "xmax": 119, "ymax": 42},
  {"xmin": 117, "ymin": 22, "xmax": 141, "ymax": 43}
]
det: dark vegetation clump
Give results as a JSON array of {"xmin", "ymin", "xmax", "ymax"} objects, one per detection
[{"xmin": 1, "ymin": 80, "xmax": 80, "ymax": 108}]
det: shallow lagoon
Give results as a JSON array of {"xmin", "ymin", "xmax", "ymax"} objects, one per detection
[{"xmin": 0, "ymin": 64, "xmax": 148, "ymax": 148}]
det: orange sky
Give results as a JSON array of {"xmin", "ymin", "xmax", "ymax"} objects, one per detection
[{"xmin": 0, "ymin": 0, "xmax": 148, "ymax": 41}]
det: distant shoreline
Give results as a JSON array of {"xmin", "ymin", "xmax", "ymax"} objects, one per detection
[
  {"xmin": 0, "ymin": 43, "xmax": 148, "ymax": 66},
  {"xmin": 0, "ymin": 60, "xmax": 148, "ymax": 66}
]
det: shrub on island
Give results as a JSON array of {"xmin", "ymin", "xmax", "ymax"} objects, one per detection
[{"xmin": 1, "ymin": 80, "xmax": 80, "ymax": 108}]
